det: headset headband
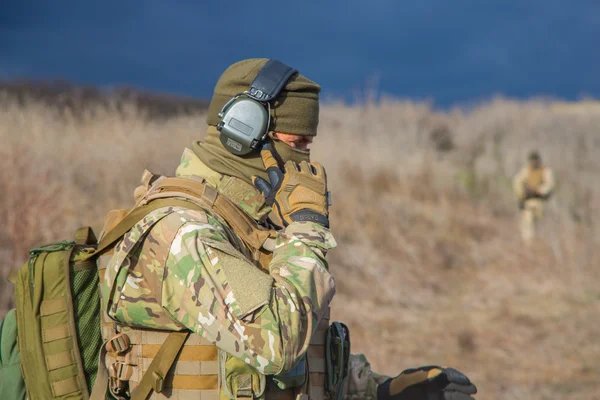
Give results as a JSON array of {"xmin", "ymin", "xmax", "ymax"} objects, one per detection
[
  {"xmin": 217, "ymin": 60, "xmax": 298, "ymax": 156},
  {"xmin": 247, "ymin": 60, "xmax": 298, "ymax": 102}
]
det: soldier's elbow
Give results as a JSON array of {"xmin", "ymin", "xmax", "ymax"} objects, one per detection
[
  {"xmin": 281, "ymin": 349, "xmax": 306, "ymax": 374},
  {"xmin": 264, "ymin": 340, "xmax": 306, "ymax": 375}
]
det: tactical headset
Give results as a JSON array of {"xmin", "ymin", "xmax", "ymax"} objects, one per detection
[{"xmin": 216, "ymin": 60, "xmax": 298, "ymax": 156}]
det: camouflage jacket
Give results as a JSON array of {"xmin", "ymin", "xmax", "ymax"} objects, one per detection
[
  {"xmin": 512, "ymin": 165, "xmax": 555, "ymax": 200},
  {"xmin": 102, "ymin": 148, "xmax": 387, "ymax": 398}
]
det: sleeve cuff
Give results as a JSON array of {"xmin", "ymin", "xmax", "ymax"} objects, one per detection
[{"xmin": 284, "ymin": 221, "xmax": 337, "ymax": 250}]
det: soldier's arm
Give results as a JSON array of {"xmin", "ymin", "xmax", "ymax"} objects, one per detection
[
  {"xmin": 538, "ymin": 168, "xmax": 555, "ymax": 196},
  {"xmin": 344, "ymin": 354, "xmax": 390, "ymax": 400},
  {"xmin": 162, "ymin": 215, "xmax": 336, "ymax": 375}
]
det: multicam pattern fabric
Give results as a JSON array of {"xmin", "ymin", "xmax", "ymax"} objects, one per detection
[
  {"xmin": 102, "ymin": 148, "xmax": 386, "ymax": 397},
  {"xmin": 102, "ymin": 206, "xmax": 186, "ymax": 330}
]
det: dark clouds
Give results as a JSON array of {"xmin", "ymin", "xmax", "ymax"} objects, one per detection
[{"xmin": 1, "ymin": 0, "xmax": 598, "ymax": 105}]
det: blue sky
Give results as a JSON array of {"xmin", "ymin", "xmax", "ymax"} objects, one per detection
[{"xmin": 1, "ymin": 0, "xmax": 598, "ymax": 105}]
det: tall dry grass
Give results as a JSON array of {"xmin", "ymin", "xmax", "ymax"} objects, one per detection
[{"xmin": 1, "ymin": 91, "xmax": 599, "ymax": 399}]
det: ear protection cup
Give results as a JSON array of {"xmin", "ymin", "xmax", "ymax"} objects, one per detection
[
  {"xmin": 217, "ymin": 60, "xmax": 298, "ymax": 156},
  {"xmin": 217, "ymin": 97, "xmax": 269, "ymax": 155}
]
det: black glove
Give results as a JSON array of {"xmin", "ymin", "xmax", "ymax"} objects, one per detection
[
  {"xmin": 524, "ymin": 187, "xmax": 539, "ymax": 200},
  {"xmin": 377, "ymin": 366, "xmax": 477, "ymax": 400}
]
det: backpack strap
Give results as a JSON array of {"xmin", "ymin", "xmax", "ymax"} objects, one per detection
[
  {"xmin": 91, "ymin": 176, "xmax": 276, "ymax": 262},
  {"xmin": 89, "ymin": 345, "xmax": 109, "ymax": 400},
  {"xmin": 143, "ymin": 177, "xmax": 276, "ymax": 254},
  {"xmin": 83, "ymin": 198, "xmax": 205, "ymax": 261}
]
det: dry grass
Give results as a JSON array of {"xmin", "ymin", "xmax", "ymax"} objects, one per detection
[{"xmin": 1, "ymin": 91, "xmax": 599, "ymax": 399}]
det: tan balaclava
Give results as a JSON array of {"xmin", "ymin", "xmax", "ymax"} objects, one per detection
[{"xmin": 194, "ymin": 58, "xmax": 321, "ymax": 184}]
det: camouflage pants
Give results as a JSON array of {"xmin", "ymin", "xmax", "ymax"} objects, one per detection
[{"xmin": 520, "ymin": 199, "xmax": 544, "ymax": 242}]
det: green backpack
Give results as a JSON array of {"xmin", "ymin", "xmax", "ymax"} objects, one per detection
[
  {"xmin": 5, "ymin": 198, "xmax": 200, "ymax": 400},
  {"xmin": 8, "ymin": 227, "xmax": 102, "ymax": 400}
]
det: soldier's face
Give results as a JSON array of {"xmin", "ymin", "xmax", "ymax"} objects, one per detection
[
  {"xmin": 529, "ymin": 159, "xmax": 541, "ymax": 168},
  {"xmin": 273, "ymin": 132, "xmax": 314, "ymax": 151}
]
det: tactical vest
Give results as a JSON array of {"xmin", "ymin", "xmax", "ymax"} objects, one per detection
[
  {"xmin": 525, "ymin": 167, "xmax": 545, "ymax": 191},
  {"xmin": 96, "ymin": 173, "xmax": 349, "ymax": 400}
]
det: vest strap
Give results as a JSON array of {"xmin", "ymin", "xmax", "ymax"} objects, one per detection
[
  {"xmin": 130, "ymin": 331, "xmax": 190, "ymax": 400},
  {"xmin": 86, "ymin": 198, "xmax": 206, "ymax": 261},
  {"xmin": 142, "ymin": 177, "xmax": 276, "ymax": 254}
]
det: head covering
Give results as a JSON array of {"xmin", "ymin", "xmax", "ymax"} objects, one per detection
[
  {"xmin": 206, "ymin": 58, "xmax": 321, "ymax": 137},
  {"xmin": 196, "ymin": 58, "xmax": 320, "ymax": 184},
  {"xmin": 528, "ymin": 151, "xmax": 541, "ymax": 161}
]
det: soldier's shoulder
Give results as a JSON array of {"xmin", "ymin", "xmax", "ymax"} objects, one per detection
[
  {"xmin": 141, "ymin": 205, "xmax": 227, "ymax": 246},
  {"xmin": 159, "ymin": 206, "xmax": 210, "ymax": 225},
  {"xmin": 157, "ymin": 206, "xmax": 232, "ymax": 244}
]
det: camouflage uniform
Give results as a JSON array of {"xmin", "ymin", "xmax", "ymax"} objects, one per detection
[
  {"xmin": 512, "ymin": 164, "xmax": 555, "ymax": 241},
  {"xmin": 102, "ymin": 148, "xmax": 387, "ymax": 398}
]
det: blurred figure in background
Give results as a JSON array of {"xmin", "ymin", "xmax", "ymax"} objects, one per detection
[{"xmin": 512, "ymin": 151, "xmax": 555, "ymax": 242}]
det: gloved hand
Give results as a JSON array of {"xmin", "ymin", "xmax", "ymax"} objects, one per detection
[
  {"xmin": 252, "ymin": 142, "xmax": 330, "ymax": 228},
  {"xmin": 524, "ymin": 187, "xmax": 539, "ymax": 199},
  {"xmin": 377, "ymin": 366, "xmax": 477, "ymax": 400}
]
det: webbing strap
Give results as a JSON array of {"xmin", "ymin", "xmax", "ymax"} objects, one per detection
[
  {"xmin": 214, "ymin": 194, "xmax": 272, "ymax": 250},
  {"xmin": 45, "ymin": 350, "xmax": 75, "ymax": 371},
  {"xmin": 141, "ymin": 375, "xmax": 219, "ymax": 390},
  {"xmin": 74, "ymin": 226, "xmax": 97, "ymax": 245},
  {"xmin": 130, "ymin": 331, "xmax": 190, "ymax": 400},
  {"xmin": 141, "ymin": 344, "xmax": 218, "ymax": 361},
  {"xmin": 145, "ymin": 177, "xmax": 274, "ymax": 252},
  {"xmin": 40, "ymin": 297, "xmax": 67, "ymax": 316},
  {"xmin": 43, "ymin": 324, "xmax": 70, "ymax": 342},
  {"xmin": 84, "ymin": 198, "xmax": 205, "ymax": 261},
  {"xmin": 89, "ymin": 344, "xmax": 109, "ymax": 400},
  {"xmin": 52, "ymin": 376, "xmax": 81, "ymax": 397}
]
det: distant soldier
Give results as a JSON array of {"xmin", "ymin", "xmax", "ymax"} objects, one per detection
[{"xmin": 512, "ymin": 151, "xmax": 555, "ymax": 241}]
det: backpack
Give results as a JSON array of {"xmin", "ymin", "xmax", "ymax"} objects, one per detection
[
  {"xmin": 8, "ymin": 227, "xmax": 102, "ymax": 400},
  {"xmin": 5, "ymin": 195, "xmax": 211, "ymax": 400}
]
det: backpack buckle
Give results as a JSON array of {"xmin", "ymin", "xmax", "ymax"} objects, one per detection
[
  {"xmin": 108, "ymin": 360, "xmax": 133, "ymax": 397},
  {"xmin": 105, "ymin": 333, "xmax": 131, "ymax": 354}
]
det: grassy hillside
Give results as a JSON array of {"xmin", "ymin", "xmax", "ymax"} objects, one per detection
[{"xmin": 1, "ymin": 90, "xmax": 598, "ymax": 399}]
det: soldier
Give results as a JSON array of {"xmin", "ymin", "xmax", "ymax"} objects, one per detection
[
  {"xmin": 98, "ymin": 59, "xmax": 477, "ymax": 400},
  {"xmin": 512, "ymin": 151, "xmax": 555, "ymax": 242}
]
